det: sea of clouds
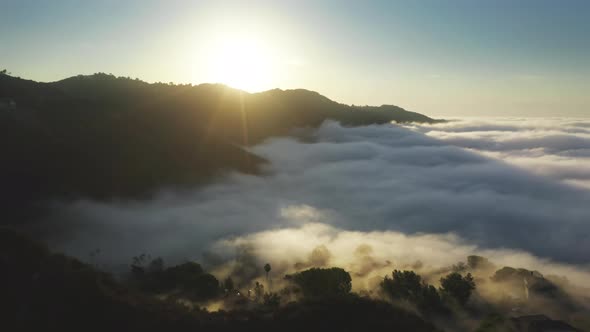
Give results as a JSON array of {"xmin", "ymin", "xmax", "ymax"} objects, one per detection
[
  {"xmin": 41, "ymin": 117, "xmax": 590, "ymax": 287},
  {"xmin": 409, "ymin": 118, "xmax": 590, "ymax": 189}
]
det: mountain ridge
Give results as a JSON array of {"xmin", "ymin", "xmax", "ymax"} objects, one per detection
[{"xmin": 0, "ymin": 72, "xmax": 438, "ymax": 223}]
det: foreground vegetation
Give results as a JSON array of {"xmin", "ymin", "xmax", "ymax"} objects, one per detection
[
  {"xmin": 2, "ymin": 228, "xmax": 587, "ymax": 331},
  {"xmin": 1, "ymin": 228, "xmax": 440, "ymax": 331}
]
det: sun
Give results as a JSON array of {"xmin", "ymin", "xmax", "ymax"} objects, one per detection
[{"xmin": 207, "ymin": 37, "xmax": 275, "ymax": 92}]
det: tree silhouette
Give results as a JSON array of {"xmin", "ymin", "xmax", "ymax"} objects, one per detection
[
  {"xmin": 263, "ymin": 292, "xmax": 281, "ymax": 309},
  {"xmin": 286, "ymin": 267, "xmax": 352, "ymax": 298},
  {"xmin": 254, "ymin": 281, "xmax": 264, "ymax": 301},
  {"xmin": 381, "ymin": 270, "xmax": 423, "ymax": 300},
  {"xmin": 440, "ymin": 272, "xmax": 476, "ymax": 306},
  {"xmin": 380, "ymin": 270, "xmax": 444, "ymax": 313},
  {"xmin": 223, "ymin": 277, "xmax": 235, "ymax": 292},
  {"xmin": 264, "ymin": 263, "xmax": 272, "ymax": 290}
]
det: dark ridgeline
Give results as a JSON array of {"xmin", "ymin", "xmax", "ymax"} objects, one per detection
[{"xmin": 0, "ymin": 73, "xmax": 437, "ymax": 223}]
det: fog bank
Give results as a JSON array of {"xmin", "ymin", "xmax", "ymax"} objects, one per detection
[{"xmin": 40, "ymin": 119, "xmax": 590, "ymax": 278}]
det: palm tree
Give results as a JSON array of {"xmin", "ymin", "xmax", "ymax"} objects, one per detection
[{"xmin": 264, "ymin": 263, "xmax": 271, "ymax": 290}]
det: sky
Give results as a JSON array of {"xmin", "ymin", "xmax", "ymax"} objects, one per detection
[{"xmin": 1, "ymin": 0, "xmax": 589, "ymax": 117}]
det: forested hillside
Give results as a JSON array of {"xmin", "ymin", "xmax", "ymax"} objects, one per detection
[{"xmin": 0, "ymin": 73, "xmax": 436, "ymax": 223}]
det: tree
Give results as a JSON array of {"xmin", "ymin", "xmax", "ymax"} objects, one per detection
[
  {"xmin": 264, "ymin": 263, "xmax": 272, "ymax": 290},
  {"xmin": 128, "ymin": 259, "xmax": 220, "ymax": 300},
  {"xmin": 286, "ymin": 267, "xmax": 352, "ymax": 298},
  {"xmin": 254, "ymin": 281, "xmax": 264, "ymax": 301},
  {"xmin": 264, "ymin": 263, "xmax": 271, "ymax": 277},
  {"xmin": 263, "ymin": 292, "xmax": 281, "ymax": 309},
  {"xmin": 440, "ymin": 272, "xmax": 476, "ymax": 306},
  {"xmin": 381, "ymin": 270, "xmax": 423, "ymax": 300},
  {"xmin": 163, "ymin": 262, "xmax": 219, "ymax": 300},
  {"xmin": 0, "ymin": 69, "xmax": 8, "ymax": 75},
  {"xmin": 223, "ymin": 276, "xmax": 235, "ymax": 292},
  {"xmin": 380, "ymin": 270, "xmax": 444, "ymax": 313},
  {"xmin": 147, "ymin": 257, "xmax": 164, "ymax": 273},
  {"xmin": 188, "ymin": 273, "xmax": 220, "ymax": 300},
  {"xmin": 164, "ymin": 261, "xmax": 204, "ymax": 283},
  {"xmin": 420, "ymin": 284, "xmax": 444, "ymax": 312},
  {"xmin": 467, "ymin": 255, "xmax": 495, "ymax": 270}
]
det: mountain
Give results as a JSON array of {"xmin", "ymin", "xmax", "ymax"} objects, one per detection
[{"xmin": 0, "ymin": 73, "xmax": 437, "ymax": 223}]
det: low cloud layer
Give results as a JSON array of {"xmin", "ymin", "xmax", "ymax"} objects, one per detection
[
  {"xmin": 211, "ymin": 208, "xmax": 590, "ymax": 289},
  {"xmin": 409, "ymin": 118, "xmax": 590, "ymax": 189},
  {"xmin": 39, "ymin": 119, "xmax": 590, "ymax": 280}
]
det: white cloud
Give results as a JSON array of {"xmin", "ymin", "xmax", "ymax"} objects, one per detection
[
  {"xmin": 211, "ymin": 206, "xmax": 590, "ymax": 289},
  {"xmin": 408, "ymin": 118, "xmax": 590, "ymax": 188},
  {"xmin": 39, "ymin": 119, "xmax": 590, "ymax": 278}
]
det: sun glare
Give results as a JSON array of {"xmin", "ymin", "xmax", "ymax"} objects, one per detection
[{"xmin": 207, "ymin": 37, "xmax": 275, "ymax": 92}]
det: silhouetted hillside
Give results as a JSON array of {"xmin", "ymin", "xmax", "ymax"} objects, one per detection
[
  {"xmin": 0, "ymin": 228, "xmax": 440, "ymax": 332},
  {"xmin": 0, "ymin": 73, "xmax": 437, "ymax": 223},
  {"xmin": 3, "ymin": 227, "xmax": 586, "ymax": 331}
]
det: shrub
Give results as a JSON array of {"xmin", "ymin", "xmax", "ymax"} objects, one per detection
[
  {"xmin": 286, "ymin": 267, "xmax": 352, "ymax": 298},
  {"xmin": 380, "ymin": 270, "xmax": 444, "ymax": 313},
  {"xmin": 440, "ymin": 272, "xmax": 476, "ymax": 306}
]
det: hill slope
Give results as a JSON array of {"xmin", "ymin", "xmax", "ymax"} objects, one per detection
[
  {"xmin": 0, "ymin": 73, "xmax": 437, "ymax": 223},
  {"xmin": 0, "ymin": 228, "xmax": 439, "ymax": 332}
]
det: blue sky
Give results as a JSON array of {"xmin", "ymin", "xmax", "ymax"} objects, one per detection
[{"xmin": 1, "ymin": 0, "xmax": 589, "ymax": 116}]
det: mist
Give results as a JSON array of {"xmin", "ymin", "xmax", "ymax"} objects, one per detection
[{"xmin": 36, "ymin": 119, "xmax": 590, "ymax": 290}]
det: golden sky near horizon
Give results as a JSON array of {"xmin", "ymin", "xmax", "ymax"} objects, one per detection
[{"xmin": 1, "ymin": 1, "xmax": 589, "ymax": 117}]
